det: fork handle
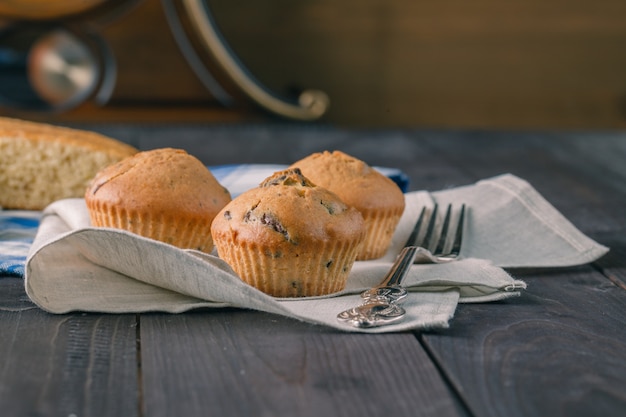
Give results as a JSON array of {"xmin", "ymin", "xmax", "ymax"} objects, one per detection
[
  {"xmin": 337, "ymin": 246, "xmax": 417, "ymax": 328},
  {"xmin": 381, "ymin": 246, "xmax": 418, "ymax": 287}
]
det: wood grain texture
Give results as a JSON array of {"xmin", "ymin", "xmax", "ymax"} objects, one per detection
[
  {"xmin": 421, "ymin": 268, "xmax": 626, "ymax": 417},
  {"xmin": 140, "ymin": 310, "xmax": 467, "ymax": 417},
  {"xmin": 407, "ymin": 128, "xmax": 626, "ymax": 417},
  {"xmin": 0, "ymin": 277, "xmax": 37, "ymax": 312},
  {"xmin": 414, "ymin": 131, "xmax": 626, "ymax": 230},
  {"xmin": 0, "ymin": 306, "xmax": 139, "ymax": 417}
]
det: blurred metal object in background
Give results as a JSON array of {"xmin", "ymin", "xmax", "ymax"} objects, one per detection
[
  {"xmin": 162, "ymin": 0, "xmax": 329, "ymax": 121},
  {"xmin": 0, "ymin": 0, "xmax": 329, "ymax": 121},
  {"xmin": 0, "ymin": 0, "xmax": 134, "ymax": 112},
  {"xmin": 0, "ymin": 24, "xmax": 115, "ymax": 112},
  {"xmin": 28, "ymin": 29, "xmax": 101, "ymax": 108}
]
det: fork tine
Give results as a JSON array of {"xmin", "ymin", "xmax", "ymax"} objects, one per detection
[
  {"xmin": 419, "ymin": 203, "xmax": 439, "ymax": 250},
  {"xmin": 448, "ymin": 204, "xmax": 466, "ymax": 257},
  {"xmin": 432, "ymin": 204, "xmax": 452, "ymax": 255},
  {"xmin": 404, "ymin": 206, "xmax": 427, "ymax": 247}
]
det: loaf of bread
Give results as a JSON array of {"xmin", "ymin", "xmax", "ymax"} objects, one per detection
[
  {"xmin": 85, "ymin": 148, "xmax": 232, "ymax": 253},
  {"xmin": 211, "ymin": 168, "xmax": 366, "ymax": 297},
  {"xmin": 0, "ymin": 117, "xmax": 138, "ymax": 210},
  {"xmin": 290, "ymin": 150, "xmax": 405, "ymax": 260}
]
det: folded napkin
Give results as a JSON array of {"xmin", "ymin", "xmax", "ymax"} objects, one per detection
[
  {"xmin": 391, "ymin": 174, "xmax": 609, "ymax": 268},
  {"xmin": 24, "ymin": 174, "xmax": 608, "ymax": 333}
]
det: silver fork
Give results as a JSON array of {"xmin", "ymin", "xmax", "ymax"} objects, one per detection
[
  {"xmin": 361, "ymin": 203, "xmax": 466, "ymax": 302},
  {"xmin": 412, "ymin": 203, "xmax": 466, "ymax": 263},
  {"xmin": 337, "ymin": 203, "xmax": 466, "ymax": 328}
]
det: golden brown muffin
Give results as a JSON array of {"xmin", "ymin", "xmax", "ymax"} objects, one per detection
[
  {"xmin": 85, "ymin": 148, "xmax": 231, "ymax": 253},
  {"xmin": 211, "ymin": 168, "xmax": 366, "ymax": 297},
  {"xmin": 0, "ymin": 116, "xmax": 138, "ymax": 210},
  {"xmin": 290, "ymin": 150, "xmax": 405, "ymax": 260}
]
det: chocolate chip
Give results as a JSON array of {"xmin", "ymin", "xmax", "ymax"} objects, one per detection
[
  {"xmin": 320, "ymin": 200, "xmax": 335, "ymax": 214},
  {"xmin": 260, "ymin": 213, "xmax": 290, "ymax": 241}
]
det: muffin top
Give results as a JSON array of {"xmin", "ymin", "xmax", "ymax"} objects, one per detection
[
  {"xmin": 289, "ymin": 150, "xmax": 405, "ymax": 213},
  {"xmin": 211, "ymin": 168, "xmax": 365, "ymax": 249},
  {"xmin": 85, "ymin": 148, "xmax": 231, "ymax": 217}
]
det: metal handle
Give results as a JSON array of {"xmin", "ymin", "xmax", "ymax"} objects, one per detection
[
  {"xmin": 379, "ymin": 246, "xmax": 418, "ymax": 287},
  {"xmin": 165, "ymin": 0, "xmax": 329, "ymax": 121},
  {"xmin": 337, "ymin": 246, "xmax": 418, "ymax": 328}
]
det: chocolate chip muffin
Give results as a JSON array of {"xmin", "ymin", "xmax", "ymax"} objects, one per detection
[
  {"xmin": 211, "ymin": 168, "xmax": 366, "ymax": 297},
  {"xmin": 290, "ymin": 150, "xmax": 405, "ymax": 260}
]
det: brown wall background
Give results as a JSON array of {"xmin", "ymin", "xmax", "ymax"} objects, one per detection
[{"xmin": 4, "ymin": 0, "xmax": 626, "ymax": 129}]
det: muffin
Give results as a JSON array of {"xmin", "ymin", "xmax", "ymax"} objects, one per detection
[
  {"xmin": 290, "ymin": 150, "xmax": 405, "ymax": 260},
  {"xmin": 85, "ymin": 148, "xmax": 231, "ymax": 253},
  {"xmin": 211, "ymin": 168, "xmax": 366, "ymax": 297}
]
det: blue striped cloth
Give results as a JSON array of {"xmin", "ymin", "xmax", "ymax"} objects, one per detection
[
  {"xmin": 0, "ymin": 211, "xmax": 41, "ymax": 276},
  {"xmin": 0, "ymin": 164, "xmax": 408, "ymax": 277}
]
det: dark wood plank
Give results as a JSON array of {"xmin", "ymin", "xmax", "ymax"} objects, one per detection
[
  {"xmin": 400, "ymin": 130, "xmax": 626, "ymax": 415},
  {"xmin": 592, "ymin": 232, "xmax": 626, "ymax": 290},
  {"xmin": 418, "ymin": 131, "xmax": 626, "ymax": 215},
  {"xmin": 0, "ymin": 294, "xmax": 139, "ymax": 417},
  {"xmin": 0, "ymin": 277, "xmax": 37, "ymax": 312},
  {"xmin": 421, "ymin": 266, "xmax": 626, "ymax": 417},
  {"xmin": 140, "ymin": 310, "xmax": 468, "ymax": 417}
]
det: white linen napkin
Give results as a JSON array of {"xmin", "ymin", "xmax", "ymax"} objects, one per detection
[
  {"xmin": 24, "ymin": 174, "xmax": 607, "ymax": 333},
  {"xmin": 387, "ymin": 174, "xmax": 608, "ymax": 268}
]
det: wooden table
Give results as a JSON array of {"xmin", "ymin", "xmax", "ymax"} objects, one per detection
[{"xmin": 2, "ymin": 124, "xmax": 625, "ymax": 417}]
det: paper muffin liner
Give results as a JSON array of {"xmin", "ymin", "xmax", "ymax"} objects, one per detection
[
  {"xmin": 86, "ymin": 200, "xmax": 214, "ymax": 253},
  {"xmin": 358, "ymin": 208, "xmax": 404, "ymax": 260},
  {"xmin": 214, "ymin": 238, "xmax": 362, "ymax": 297}
]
